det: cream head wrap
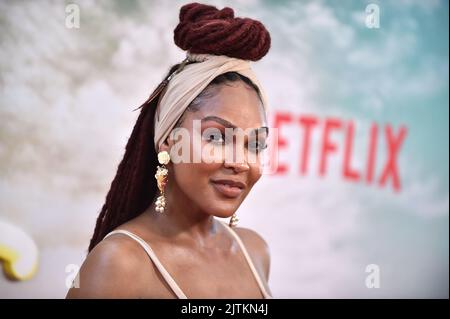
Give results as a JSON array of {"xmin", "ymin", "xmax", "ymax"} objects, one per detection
[{"xmin": 153, "ymin": 52, "xmax": 269, "ymax": 151}]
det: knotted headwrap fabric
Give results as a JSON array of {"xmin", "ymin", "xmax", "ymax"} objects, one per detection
[{"xmin": 153, "ymin": 52, "xmax": 269, "ymax": 151}]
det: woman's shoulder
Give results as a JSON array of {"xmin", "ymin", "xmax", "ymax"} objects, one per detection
[
  {"xmin": 232, "ymin": 226, "xmax": 271, "ymax": 281},
  {"xmin": 65, "ymin": 230, "xmax": 159, "ymax": 298}
]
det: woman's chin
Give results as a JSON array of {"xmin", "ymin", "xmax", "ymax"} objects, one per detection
[{"xmin": 202, "ymin": 202, "xmax": 238, "ymax": 219}]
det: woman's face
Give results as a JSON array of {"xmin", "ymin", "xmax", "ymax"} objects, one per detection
[{"xmin": 164, "ymin": 81, "xmax": 268, "ymax": 218}]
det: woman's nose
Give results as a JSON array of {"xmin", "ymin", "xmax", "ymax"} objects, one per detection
[{"xmin": 223, "ymin": 160, "xmax": 250, "ymax": 173}]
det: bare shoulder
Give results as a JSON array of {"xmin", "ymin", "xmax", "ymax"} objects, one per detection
[
  {"xmin": 233, "ymin": 227, "xmax": 271, "ymax": 281},
  {"xmin": 65, "ymin": 233, "xmax": 157, "ymax": 298}
]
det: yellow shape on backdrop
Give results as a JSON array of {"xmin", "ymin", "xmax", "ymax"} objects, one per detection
[{"xmin": 0, "ymin": 220, "xmax": 39, "ymax": 281}]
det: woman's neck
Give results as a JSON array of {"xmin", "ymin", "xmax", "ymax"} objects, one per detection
[{"xmin": 147, "ymin": 179, "xmax": 220, "ymax": 245}]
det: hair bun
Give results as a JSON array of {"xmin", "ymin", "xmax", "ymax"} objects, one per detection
[{"xmin": 174, "ymin": 3, "xmax": 271, "ymax": 61}]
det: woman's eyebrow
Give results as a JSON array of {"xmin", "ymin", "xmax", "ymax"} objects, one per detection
[
  {"xmin": 201, "ymin": 116, "xmax": 268, "ymax": 134},
  {"xmin": 201, "ymin": 116, "xmax": 237, "ymax": 128}
]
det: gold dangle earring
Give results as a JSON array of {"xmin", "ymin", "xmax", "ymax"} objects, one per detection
[
  {"xmin": 155, "ymin": 151, "xmax": 170, "ymax": 213},
  {"xmin": 229, "ymin": 213, "xmax": 239, "ymax": 227}
]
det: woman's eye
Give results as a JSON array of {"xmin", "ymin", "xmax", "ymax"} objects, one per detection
[
  {"xmin": 248, "ymin": 140, "xmax": 268, "ymax": 152},
  {"xmin": 203, "ymin": 129, "xmax": 224, "ymax": 144}
]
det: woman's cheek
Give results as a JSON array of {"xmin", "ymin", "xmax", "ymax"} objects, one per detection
[
  {"xmin": 250, "ymin": 161, "xmax": 263, "ymax": 184},
  {"xmin": 200, "ymin": 141, "xmax": 226, "ymax": 164}
]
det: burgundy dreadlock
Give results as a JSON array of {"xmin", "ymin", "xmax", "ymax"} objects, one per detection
[
  {"xmin": 174, "ymin": 2, "xmax": 270, "ymax": 61},
  {"xmin": 88, "ymin": 2, "xmax": 271, "ymax": 252}
]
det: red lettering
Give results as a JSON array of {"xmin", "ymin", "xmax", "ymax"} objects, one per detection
[
  {"xmin": 366, "ymin": 123, "xmax": 378, "ymax": 184},
  {"xmin": 268, "ymin": 111, "xmax": 407, "ymax": 193},
  {"xmin": 299, "ymin": 115, "xmax": 318, "ymax": 175},
  {"xmin": 343, "ymin": 121, "xmax": 360, "ymax": 181},
  {"xmin": 319, "ymin": 118, "xmax": 342, "ymax": 176},
  {"xmin": 378, "ymin": 124, "xmax": 407, "ymax": 192},
  {"xmin": 272, "ymin": 112, "xmax": 293, "ymax": 175}
]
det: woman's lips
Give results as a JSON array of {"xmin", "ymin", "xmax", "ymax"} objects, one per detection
[{"xmin": 210, "ymin": 180, "xmax": 245, "ymax": 198}]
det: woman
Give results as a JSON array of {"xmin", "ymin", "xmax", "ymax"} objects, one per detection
[{"xmin": 67, "ymin": 2, "xmax": 272, "ymax": 299}]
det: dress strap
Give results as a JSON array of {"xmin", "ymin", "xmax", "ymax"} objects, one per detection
[
  {"xmin": 219, "ymin": 222, "xmax": 272, "ymax": 299},
  {"xmin": 104, "ymin": 229, "xmax": 187, "ymax": 299}
]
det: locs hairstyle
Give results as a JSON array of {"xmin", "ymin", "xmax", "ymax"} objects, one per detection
[{"xmin": 88, "ymin": 3, "xmax": 271, "ymax": 252}]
